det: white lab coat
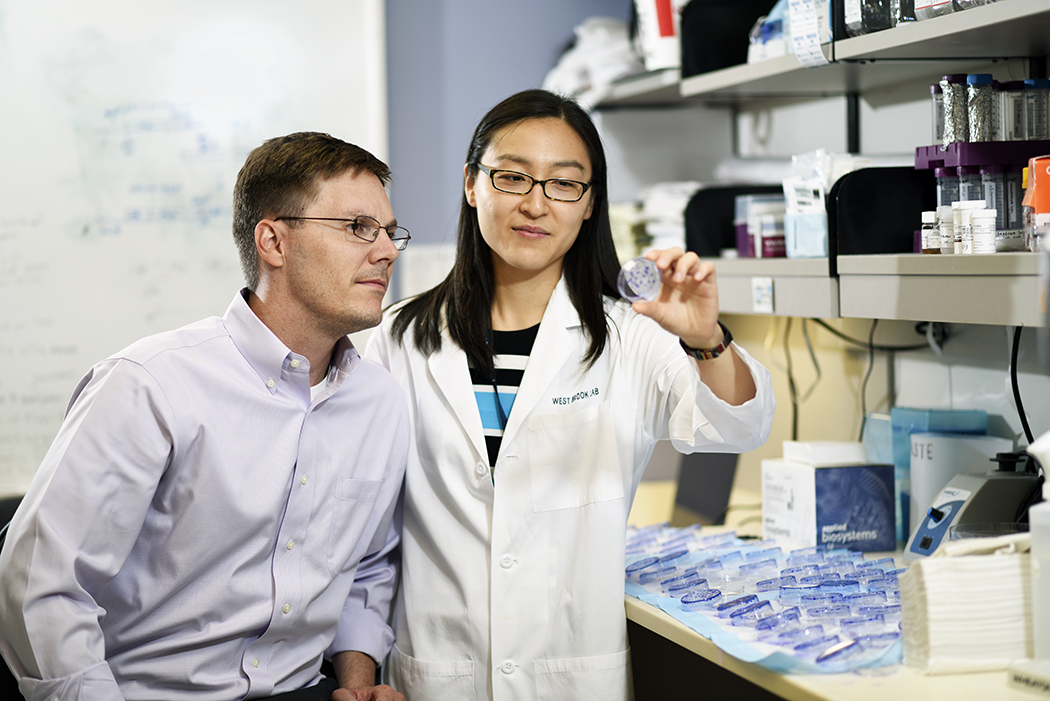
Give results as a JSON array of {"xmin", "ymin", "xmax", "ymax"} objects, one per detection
[{"xmin": 365, "ymin": 277, "xmax": 774, "ymax": 701}]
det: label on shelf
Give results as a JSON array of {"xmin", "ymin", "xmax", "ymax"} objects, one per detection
[{"xmin": 752, "ymin": 276, "xmax": 775, "ymax": 314}]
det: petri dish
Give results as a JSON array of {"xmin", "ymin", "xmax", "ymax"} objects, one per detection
[{"xmin": 617, "ymin": 257, "xmax": 662, "ymax": 302}]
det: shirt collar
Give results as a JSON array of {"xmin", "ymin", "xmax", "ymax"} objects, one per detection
[{"xmin": 222, "ymin": 289, "xmax": 360, "ymax": 396}]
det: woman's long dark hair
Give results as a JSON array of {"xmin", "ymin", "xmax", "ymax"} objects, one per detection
[{"xmin": 391, "ymin": 89, "xmax": 621, "ymax": 371}]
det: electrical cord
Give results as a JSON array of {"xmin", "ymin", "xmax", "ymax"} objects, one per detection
[
  {"xmin": 809, "ymin": 318, "xmax": 948, "ymax": 352},
  {"xmin": 1012, "ymin": 325, "xmax": 1035, "ymax": 445},
  {"xmin": 858, "ymin": 319, "xmax": 878, "ymax": 441},
  {"xmin": 784, "ymin": 318, "xmax": 799, "ymax": 441}
]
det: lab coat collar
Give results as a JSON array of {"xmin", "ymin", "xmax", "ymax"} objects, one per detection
[
  {"xmin": 498, "ymin": 277, "xmax": 580, "ymax": 458},
  {"xmin": 425, "ymin": 276, "xmax": 583, "ymax": 466}
]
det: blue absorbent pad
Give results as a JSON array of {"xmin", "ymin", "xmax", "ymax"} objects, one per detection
[{"xmin": 625, "ymin": 575, "xmax": 902, "ymax": 674}]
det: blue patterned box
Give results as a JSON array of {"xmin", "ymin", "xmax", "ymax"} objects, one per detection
[{"xmin": 762, "ymin": 459, "xmax": 896, "ymax": 552}]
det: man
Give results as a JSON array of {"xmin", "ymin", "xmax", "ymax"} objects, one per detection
[{"xmin": 0, "ymin": 132, "xmax": 410, "ymax": 700}]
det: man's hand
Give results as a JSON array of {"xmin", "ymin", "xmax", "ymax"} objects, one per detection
[
  {"xmin": 331, "ymin": 684, "xmax": 403, "ymax": 701},
  {"xmin": 331, "ymin": 651, "xmax": 404, "ymax": 701}
]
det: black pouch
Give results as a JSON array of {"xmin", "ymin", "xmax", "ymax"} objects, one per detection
[
  {"xmin": 827, "ymin": 166, "xmax": 936, "ymax": 271},
  {"xmin": 679, "ymin": 0, "xmax": 779, "ymax": 78},
  {"xmin": 685, "ymin": 184, "xmax": 784, "ymax": 257}
]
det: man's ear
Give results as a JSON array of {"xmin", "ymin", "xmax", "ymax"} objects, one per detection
[
  {"xmin": 255, "ymin": 219, "xmax": 286, "ymax": 269},
  {"xmin": 464, "ymin": 163, "xmax": 477, "ymax": 208}
]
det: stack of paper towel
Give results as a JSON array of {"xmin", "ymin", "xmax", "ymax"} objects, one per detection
[{"xmin": 901, "ymin": 533, "xmax": 1033, "ymax": 674}]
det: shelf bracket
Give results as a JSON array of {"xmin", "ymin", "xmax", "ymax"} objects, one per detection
[{"xmin": 846, "ymin": 92, "xmax": 860, "ymax": 155}]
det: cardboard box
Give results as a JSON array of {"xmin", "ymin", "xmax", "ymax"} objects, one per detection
[{"xmin": 762, "ymin": 458, "xmax": 895, "ymax": 552}]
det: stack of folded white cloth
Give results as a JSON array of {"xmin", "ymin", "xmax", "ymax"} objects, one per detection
[
  {"xmin": 901, "ymin": 533, "xmax": 1033, "ymax": 674},
  {"xmin": 640, "ymin": 181, "xmax": 702, "ymax": 252}
]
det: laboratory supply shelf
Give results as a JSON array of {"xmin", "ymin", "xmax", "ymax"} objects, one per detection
[
  {"xmin": 836, "ymin": 253, "xmax": 1047, "ymax": 327},
  {"xmin": 714, "ymin": 257, "xmax": 839, "ymax": 318},
  {"xmin": 600, "ymin": 0, "xmax": 1048, "ymax": 105},
  {"xmin": 600, "ymin": 68, "xmax": 685, "ymax": 107},
  {"xmin": 834, "ymin": 0, "xmax": 1050, "ymax": 61},
  {"xmin": 625, "ymin": 595, "xmax": 1036, "ymax": 701}
]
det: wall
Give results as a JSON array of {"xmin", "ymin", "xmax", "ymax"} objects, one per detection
[
  {"xmin": 0, "ymin": 0, "xmax": 388, "ymax": 495},
  {"xmin": 384, "ymin": 0, "xmax": 631, "ymax": 251}
]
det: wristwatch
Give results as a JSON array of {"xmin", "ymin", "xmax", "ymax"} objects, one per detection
[{"xmin": 680, "ymin": 321, "xmax": 732, "ymax": 361}]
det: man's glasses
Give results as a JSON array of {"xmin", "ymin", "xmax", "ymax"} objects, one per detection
[
  {"xmin": 275, "ymin": 215, "xmax": 411, "ymax": 250},
  {"xmin": 476, "ymin": 164, "xmax": 591, "ymax": 203}
]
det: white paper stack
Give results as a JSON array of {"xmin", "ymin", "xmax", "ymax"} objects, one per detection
[
  {"xmin": 901, "ymin": 533, "xmax": 1033, "ymax": 674},
  {"xmin": 640, "ymin": 181, "xmax": 702, "ymax": 252}
]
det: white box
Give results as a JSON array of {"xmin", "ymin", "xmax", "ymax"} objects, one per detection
[{"xmin": 762, "ymin": 458, "xmax": 895, "ymax": 552}]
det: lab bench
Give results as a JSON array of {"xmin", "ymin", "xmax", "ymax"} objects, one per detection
[{"xmin": 625, "ymin": 593, "xmax": 1033, "ymax": 701}]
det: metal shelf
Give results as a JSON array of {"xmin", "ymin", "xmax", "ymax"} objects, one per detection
[
  {"xmin": 713, "ymin": 257, "xmax": 840, "ymax": 318},
  {"xmin": 598, "ymin": 0, "xmax": 1048, "ymax": 105},
  {"xmin": 837, "ymin": 252, "xmax": 1047, "ymax": 326},
  {"xmin": 711, "ymin": 253, "xmax": 1046, "ymax": 326}
]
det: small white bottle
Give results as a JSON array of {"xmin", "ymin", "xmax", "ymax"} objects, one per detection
[
  {"xmin": 921, "ymin": 210, "xmax": 939, "ymax": 254},
  {"xmin": 1030, "ymin": 481, "xmax": 1050, "ymax": 658}
]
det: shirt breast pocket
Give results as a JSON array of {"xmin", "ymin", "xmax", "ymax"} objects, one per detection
[
  {"xmin": 326, "ymin": 477, "xmax": 384, "ymax": 577},
  {"xmin": 526, "ymin": 400, "xmax": 625, "ymax": 512}
]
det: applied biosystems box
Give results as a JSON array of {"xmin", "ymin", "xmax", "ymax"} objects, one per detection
[{"xmin": 762, "ymin": 459, "xmax": 895, "ymax": 551}]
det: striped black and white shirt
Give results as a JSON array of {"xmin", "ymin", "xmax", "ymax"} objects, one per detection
[{"xmin": 468, "ymin": 324, "xmax": 539, "ymax": 469}]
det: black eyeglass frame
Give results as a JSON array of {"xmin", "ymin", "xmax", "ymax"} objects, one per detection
[
  {"xmin": 274, "ymin": 215, "xmax": 411, "ymax": 250},
  {"xmin": 475, "ymin": 163, "xmax": 592, "ymax": 203}
]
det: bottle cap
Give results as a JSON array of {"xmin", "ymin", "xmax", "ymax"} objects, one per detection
[
  {"xmin": 1025, "ymin": 78, "xmax": 1050, "ymax": 89},
  {"xmin": 967, "ymin": 73, "xmax": 993, "ymax": 85},
  {"xmin": 922, "ymin": 210, "xmax": 937, "ymax": 224},
  {"xmin": 971, "ymin": 209, "xmax": 997, "ymax": 220}
]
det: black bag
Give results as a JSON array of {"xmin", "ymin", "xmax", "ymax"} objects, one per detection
[
  {"xmin": 685, "ymin": 184, "xmax": 783, "ymax": 257},
  {"xmin": 827, "ymin": 167, "xmax": 936, "ymax": 270},
  {"xmin": 679, "ymin": 0, "xmax": 779, "ymax": 78}
]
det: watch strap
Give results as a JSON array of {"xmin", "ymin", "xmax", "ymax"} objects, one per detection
[{"xmin": 680, "ymin": 321, "xmax": 732, "ymax": 361}]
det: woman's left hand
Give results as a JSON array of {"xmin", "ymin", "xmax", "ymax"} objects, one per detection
[{"xmin": 630, "ymin": 248, "xmax": 722, "ymax": 349}]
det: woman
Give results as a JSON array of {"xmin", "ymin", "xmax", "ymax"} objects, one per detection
[{"xmin": 365, "ymin": 89, "xmax": 774, "ymax": 700}]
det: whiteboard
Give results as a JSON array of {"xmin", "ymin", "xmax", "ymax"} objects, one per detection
[{"xmin": 0, "ymin": 0, "xmax": 387, "ymax": 494}]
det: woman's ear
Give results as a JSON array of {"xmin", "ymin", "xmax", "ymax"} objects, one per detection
[{"xmin": 464, "ymin": 163, "xmax": 477, "ymax": 208}]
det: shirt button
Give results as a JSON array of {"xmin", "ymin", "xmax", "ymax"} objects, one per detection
[
  {"xmin": 475, "ymin": 462, "xmax": 488, "ymax": 478},
  {"xmin": 500, "ymin": 660, "xmax": 515, "ymax": 675},
  {"xmin": 499, "ymin": 554, "xmax": 514, "ymax": 569},
  {"xmin": 290, "ymin": 359, "xmax": 300, "ymax": 368},
  {"xmin": 286, "ymin": 540, "xmax": 294, "ymax": 550},
  {"xmin": 266, "ymin": 379, "xmax": 275, "ymax": 388},
  {"xmin": 283, "ymin": 604, "xmax": 291, "ymax": 614},
  {"xmin": 301, "ymin": 475, "xmax": 308, "ymax": 485},
  {"xmin": 252, "ymin": 658, "xmax": 260, "ymax": 668}
]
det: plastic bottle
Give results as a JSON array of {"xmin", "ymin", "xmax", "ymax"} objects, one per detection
[
  {"xmin": 953, "ymin": 200, "xmax": 985, "ymax": 255},
  {"xmin": 917, "ymin": 0, "xmax": 955, "ymax": 19},
  {"xmin": 1029, "ymin": 482, "xmax": 1050, "ymax": 659},
  {"xmin": 937, "ymin": 204, "xmax": 955, "ymax": 254},
  {"xmin": 980, "ymin": 164, "xmax": 1005, "ymax": 230},
  {"xmin": 941, "ymin": 74, "xmax": 969, "ymax": 147},
  {"xmin": 920, "ymin": 210, "xmax": 939, "ymax": 254},
  {"xmin": 891, "ymin": 0, "xmax": 917, "ymax": 25},
  {"xmin": 967, "ymin": 74, "xmax": 997, "ymax": 142},
  {"xmin": 1000, "ymin": 81, "xmax": 1027, "ymax": 141},
  {"xmin": 845, "ymin": 0, "xmax": 893, "ymax": 36},
  {"xmin": 970, "ymin": 209, "xmax": 997, "ymax": 255},
  {"xmin": 1002, "ymin": 165, "xmax": 1026, "ymax": 251},
  {"xmin": 930, "ymin": 83, "xmax": 944, "ymax": 144},
  {"xmin": 1024, "ymin": 156, "xmax": 1050, "ymax": 251},
  {"xmin": 1026, "ymin": 78, "xmax": 1050, "ymax": 141},
  {"xmin": 935, "ymin": 166, "xmax": 959, "ymax": 207},
  {"xmin": 957, "ymin": 165, "xmax": 981, "ymax": 202}
]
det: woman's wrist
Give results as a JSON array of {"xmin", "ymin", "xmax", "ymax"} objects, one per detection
[{"xmin": 680, "ymin": 321, "xmax": 732, "ymax": 361}]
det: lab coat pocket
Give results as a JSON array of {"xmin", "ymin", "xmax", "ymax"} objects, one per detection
[
  {"xmin": 527, "ymin": 400, "xmax": 625, "ymax": 512},
  {"xmin": 326, "ymin": 477, "xmax": 383, "ymax": 577},
  {"xmin": 388, "ymin": 643, "xmax": 475, "ymax": 701},
  {"xmin": 533, "ymin": 648, "xmax": 633, "ymax": 700}
]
